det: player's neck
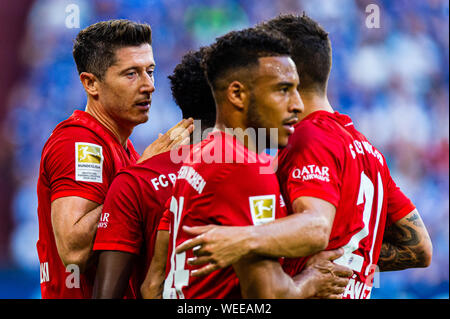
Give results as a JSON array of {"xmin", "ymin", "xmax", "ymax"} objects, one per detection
[
  {"xmin": 85, "ymin": 100, "xmax": 132, "ymax": 147},
  {"xmin": 214, "ymin": 106, "xmax": 260, "ymax": 154},
  {"xmin": 214, "ymin": 122, "xmax": 260, "ymax": 154},
  {"xmin": 298, "ymin": 90, "xmax": 334, "ymax": 121}
]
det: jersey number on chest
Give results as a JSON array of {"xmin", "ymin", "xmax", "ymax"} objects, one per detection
[{"xmin": 163, "ymin": 196, "xmax": 190, "ymax": 299}]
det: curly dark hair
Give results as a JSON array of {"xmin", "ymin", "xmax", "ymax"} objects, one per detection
[
  {"xmin": 169, "ymin": 47, "xmax": 216, "ymax": 128},
  {"xmin": 73, "ymin": 19, "xmax": 152, "ymax": 80},
  {"xmin": 202, "ymin": 27, "xmax": 291, "ymax": 90},
  {"xmin": 259, "ymin": 13, "xmax": 332, "ymax": 93}
]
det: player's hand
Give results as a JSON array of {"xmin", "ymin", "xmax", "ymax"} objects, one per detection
[
  {"xmin": 175, "ymin": 225, "xmax": 254, "ymax": 277},
  {"xmin": 140, "ymin": 283, "xmax": 163, "ymax": 299},
  {"xmin": 137, "ymin": 118, "xmax": 194, "ymax": 164},
  {"xmin": 293, "ymin": 248, "xmax": 352, "ymax": 299}
]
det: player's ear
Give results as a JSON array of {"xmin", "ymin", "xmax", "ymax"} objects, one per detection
[
  {"xmin": 226, "ymin": 80, "xmax": 248, "ymax": 111},
  {"xmin": 80, "ymin": 72, "xmax": 100, "ymax": 97}
]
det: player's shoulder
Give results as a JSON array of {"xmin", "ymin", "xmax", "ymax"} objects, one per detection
[
  {"xmin": 296, "ymin": 111, "xmax": 345, "ymax": 136},
  {"xmin": 46, "ymin": 115, "xmax": 104, "ymax": 148},
  {"xmin": 43, "ymin": 111, "xmax": 120, "ymax": 161},
  {"xmin": 118, "ymin": 152, "xmax": 178, "ymax": 183},
  {"xmin": 287, "ymin": 117, "xmax": 342, "ymax": 153}
]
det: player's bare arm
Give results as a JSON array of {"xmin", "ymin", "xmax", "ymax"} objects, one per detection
[
  {"xmin": 51, "ymin": 196, "xmax": 103, "ymax": 272},
  {"xmin": 234, "ymin": 248, "xmax": 351, "ymax": 299},
  {"xmin": 378, "ymin": 209, "xmax": 432, "ymax": 271},
  {"xmin": 177, "ymin": 196, "xmax": 335, "ymax": 277},
  {"xmin": 141, "ymin": 230, "xmax": 169, "ymax": 299},
  {"xmin": 92, "ymin": 251, "xmax": 136, "ymax": 298},
  {"xmin": 137, "ymin": 118, "xmax": 194, "ymax": 164}
]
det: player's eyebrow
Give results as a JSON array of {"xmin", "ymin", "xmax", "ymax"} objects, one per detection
[
  {"xmin": 120, "ymin": 63, "xmax": 155, "ymax": 73},
  {"xmin": 276, "ymin": 81, "xmax": 296, "ymax": 88}
]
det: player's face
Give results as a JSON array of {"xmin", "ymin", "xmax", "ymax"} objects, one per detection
[
  {"xmin": 97, "ymin": 43, "xmax": 155, "ymax": 127},
  {"xmin": 246, "ymin": 56, "xmax": 303, "ymax": 147}
]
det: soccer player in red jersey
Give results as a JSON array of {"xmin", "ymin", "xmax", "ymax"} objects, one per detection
[
  {"xmin": 176, "ymin": 14, "xmax": 433, "ymax": 299},
  {"xmin": 36, "ymin": 20, "xmax": 193, "ymax": 299},
  {"xmin": 91, "ymin": 48, "xmax": 216, "ymax": 298},
  {"xmin": 157, "ymin": 28, "xmax": 352, "ymax": 299}
]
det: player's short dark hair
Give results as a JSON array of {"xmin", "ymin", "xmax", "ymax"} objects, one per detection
[
  {"xmin": 202, "ymin": 27, "xmax": 291, "ymax": 90},
  {"xmin": 73, "ymin": 19, "xmax": 152, "ymax": 80},
  {"xmin": 169, "ymin": 48, "xmax": 216, "ymax": 128},
  {"xmin": 259, "ymin": 13, "xmax": 332, "ymax": 93}
]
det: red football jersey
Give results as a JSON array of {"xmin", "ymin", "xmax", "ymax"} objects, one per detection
[
  {"xmin": 277, "ymin": 111, "xmax": 415, "ymax": 299},
  {"xmin": 163, "ymin": 131, "xmax": 287, "ymax": 299},
  {"xmin": 93, "ymin": 150, "xmax": 184, "ymax": 298},
  {"xmin": 36, "ymin": 110, "xmax": 139, "ymax": 299}
]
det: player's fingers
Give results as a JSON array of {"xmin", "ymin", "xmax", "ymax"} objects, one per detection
[
  {"xmin": 187, "ymin": 256, "xmax": 210, "ymax": 266},
  {"xmin": 175, "ymin": 240, "xmax": 203, "ymax": 255},
  {"xmin": 305, "ymin": 248, "xmax": 344, "ymax": 267},
  {"xmin": 331, "ymin": 286, "xmax": 346, "ymax": 295},
  {"xmin": 181, "ymin": 117, "xmax": 194, "ymax": 128},
  {"xmin": 331, "ymin": 277, "xmax": 350, "ymax": 288},
  {"xmin": 192, "ymin": 245, "xmax": 212, "ymax": 257},
  {"xmin": 169, "ymin": 125, "xmax": 194, "ymax": 148},
  {"xmin": 166, "ymin": 118, "xmax": 194, "ymax": 136},
  {"xmin": 153, "ymin": 130, "xmax": 170, "ymax": 146},
  {"xmin": 191, "ymin": 264, "xmax": 219, "ymax": 277},
  {"xmin": 165, "ymin": 119, "xmax": 187, "ymax": 135},
  {"xmin": 178, "ymin": 136, "xmax": 192, "ymax": 147},
  {"xmin": 324, "ymin": 248, "xmax": 345, "ymax": 261},
  {"xmin": 326, "ymin": 294, "xmax": 343, "ymax": 300},
  {"xmin": 182, "ymin": 225, "xmax": 216, "ymax": 236},
  {"xmin": 332, "ymin": 264, "xmax": 353, "ymax": 278}
]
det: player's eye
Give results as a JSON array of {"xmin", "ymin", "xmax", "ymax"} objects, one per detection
[{"xmin": 126, "ymin": 71, "xmax": 136, "ymax": 78}]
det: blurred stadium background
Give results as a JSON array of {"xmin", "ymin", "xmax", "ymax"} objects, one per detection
[{"xmin": 0, "ymin": 0, "xmax": 448, "ymax": 299}]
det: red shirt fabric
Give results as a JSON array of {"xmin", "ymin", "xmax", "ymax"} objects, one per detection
[
  {"xmin": 93, "ymin": 150, "xmax": 183, "ymax": 298},
  {"xmin": 163, "ymin": 131, "xmax": 287, "ymax": 299},
  {"xmin": 277, "ymin": 111, "xmax": 415, "ymax": 299},
  {"xmin": 36, "ymin": 110, "xmax": 139, "ymax": 299}
]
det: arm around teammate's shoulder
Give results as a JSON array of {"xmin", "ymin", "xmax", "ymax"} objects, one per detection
[
  {"xmin": 249, "ymin": 195, "xmax": 336, "ymax": 258},
  {"xmin": 233, "ymin": 248, "xmax": 352, "ymax": 299}
]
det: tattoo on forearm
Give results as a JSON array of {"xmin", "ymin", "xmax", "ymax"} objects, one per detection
[{"xmin": 378, "ymin": 212, "xmax": 427, "ymax": 271}]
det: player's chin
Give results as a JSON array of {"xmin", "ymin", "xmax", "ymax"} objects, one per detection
[
  {"xmin": 130, "ymin": 112, "xmax": 150, "ymax": 126},
  {"xmin": 276, "ymin": 134, "xmax": 289, "ymax": 148}
]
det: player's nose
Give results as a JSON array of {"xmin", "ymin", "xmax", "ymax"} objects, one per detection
[
  {"xmin": 289, "ymin": 89, "xmax": 304, "ymax": 114},
  {"xmin": 140, "ymin": 72, "xmax": 155, "ymax": 94}
]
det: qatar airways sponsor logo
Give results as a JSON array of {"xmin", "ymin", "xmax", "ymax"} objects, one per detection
[
  {"xmin": 292, "ymin": 164, "xmax": 330, "ymax": 182},
  {"xmin": 97, "ymin": 212, "xmax": 109, "ymax": 229}
]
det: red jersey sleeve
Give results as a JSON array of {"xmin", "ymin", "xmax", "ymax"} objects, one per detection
[
  {"xmin": 158, "ymin": 207, "xmax": 171, "ymax": 232},
  {"xmin": 212, "ymin": 163, "xmax": 287, "ymax": 226},
  {"xmin": 45, "ymin": 126, "xmax": 113, "ymax": 204},
  {"xmin": 385, "ymin": 172, "xmax": 416, "ymax": 226},
  {"xmin": 93, "ymin": 172, "xmax": 143, "ymax": 255},
  {"xmin": 284, "ymin": 125, "xmax": 343, "ymax": 208}
]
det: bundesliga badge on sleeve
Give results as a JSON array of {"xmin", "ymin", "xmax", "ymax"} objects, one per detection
[
  {"xmin": 75, "ymin": 142, "xmax": 103, "ymax": 183},
  {"xmin": 249, "ymin": 195, "xmax": 276, "ymax": 225}
]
